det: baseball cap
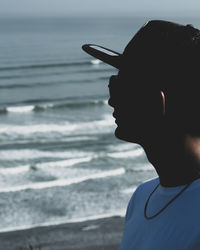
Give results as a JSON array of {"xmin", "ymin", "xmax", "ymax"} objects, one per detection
[{"xmin": 82, "ymin": 20, "xmax": 200, "ymax": 71}]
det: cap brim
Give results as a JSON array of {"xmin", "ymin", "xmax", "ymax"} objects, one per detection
[{"xmin": 82, "ymin": 44, "xmax": 121, "ymax": 69}]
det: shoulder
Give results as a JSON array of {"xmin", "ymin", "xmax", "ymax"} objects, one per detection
[
  {"xmin": 139, "ymin": 177, "xmax": 159, "ymax": 189},
  {"xmin": 135, "ymin": 177, "xmax": 159, "ymax": 195},
  {"xmin": 125, "ymin": 177, "xmax": 159, "ymax": 221},
  {"xmin": 129, "ymin": 177, "xmax": 159, "ymax": 204}
]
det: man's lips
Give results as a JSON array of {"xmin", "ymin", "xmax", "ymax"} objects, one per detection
[
  {"xmin": 112, "ymin": 112, "xmax": 122, "ymax": 124},
  {"xmin": 112, "ymin": 112, "xmax": 119, "ymax": 119}
]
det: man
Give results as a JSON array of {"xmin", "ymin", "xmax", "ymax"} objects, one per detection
[{"xmin": 82, "ymin": 20, "xmax": 200, "ymax": 249}]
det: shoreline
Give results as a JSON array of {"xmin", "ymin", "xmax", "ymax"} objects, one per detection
[{"xmin": 0, "ymin": 215, "xmax": 125, "ymax": 250}]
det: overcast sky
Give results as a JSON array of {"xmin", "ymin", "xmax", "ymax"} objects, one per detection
[{"xmin": 0, "ymin": 0, "xmax": 200, "ymax": 17}]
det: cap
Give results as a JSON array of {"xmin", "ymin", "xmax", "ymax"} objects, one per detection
[
  {"xmin": 82, "ymin": 20, "xmax": 200, "ymax": 133},
  {"xmin": 82, "ymin": 44, "xmax": 122, "ymax": 69},
  {"xmin": 82, "ymin": 20, "xmax": 200, "ymax": 71}
]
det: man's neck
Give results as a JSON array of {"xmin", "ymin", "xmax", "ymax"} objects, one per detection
[
  {"xmin": 143, "ymin": 134, "xmax": 200, "ymax": 187},
  {"xmin": 157, "ymin": 167, "xmax": 200, "ymax": 187}
]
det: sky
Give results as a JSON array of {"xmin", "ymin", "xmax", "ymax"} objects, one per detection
[{"xmin": 0, "ymin": 0, "xmax": 200, "ymax": 17}]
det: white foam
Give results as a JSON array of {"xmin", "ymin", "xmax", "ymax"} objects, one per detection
[
  {"xmin": 93, "ymin": 99, "xmax": 107, "ymax": 105},
  {"xmin": 0, "ymin": 210, "xmax": 125, "ymax": 233},
  {"xmin": 121, "ymin": 186, "xmax": 137, "ymax": 194},
  {"xmin": 7, "ymin": 105, "xmax": 34, "ymax": 113},
  {"xmin": 0, "ymin": 165, "xmax": 29, "ymax": 175},
  {"xmin": 37, "ymin": 156, "xmax": 92, "ymax": 168},
  {"xmin": 62, "ymin": 136, "xmax": 97, "ymax": 142},
  {"xmin": 39, "ymin": 103, "xmax": 54, "ymax": 109},
  {"xmin": 91, "ymin": 59, "xmax": 101, "ymax": 65},
  {"xmin": 0, "ymin": 168, "xmax": 125, "ymax": 193},
  {"xmin": 103, "ymin": 100, "xmax": 108, "ymax": 105},
  {"xmin": 108, "ymin": 148, "xmax": 144, "ymax": 159},
  {"xmin": 0, "ymin": 149, "xmax": 92, "ymax": 160},
  {"xmin": 0, "ymin": 115, "xmax": 115, "ymax": 136},
  {"xmin": 107, "ymin": 143, "xmax": 138, "ymax": 152},
  {"xmin": 0, "ymin": 156, "xmax": 93, "ymax": 175},
  {"xmin": 133, "ymin": 164, "xmax": 154, "ymax": 172},
  {"xmin": 82, "ymin": 224, "xmax": 99, "ymax": 231}
]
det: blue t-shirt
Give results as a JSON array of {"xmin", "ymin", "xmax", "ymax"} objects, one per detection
[{"xmin": 119, "ymin": 177, "xmax": 200, "ymax": 250}]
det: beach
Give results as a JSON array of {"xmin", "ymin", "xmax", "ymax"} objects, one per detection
[{"xmin": 0, "ymin": 216, "xmax": 124, "ymax": 250}]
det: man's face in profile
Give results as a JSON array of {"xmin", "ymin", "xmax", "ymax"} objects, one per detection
[{"xmin": 108, "ymin": 72, "xmax": 163, "ymax": 144}]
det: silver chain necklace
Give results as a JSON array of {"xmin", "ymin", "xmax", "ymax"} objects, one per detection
[{"xmin": 144, "ymin": 182, "xmax": 192, "ymax": 220}]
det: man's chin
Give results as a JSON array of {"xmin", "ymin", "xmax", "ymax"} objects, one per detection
[{"xmin": 114, "ymin": 127, "xmax": 140, "ymax": 143}]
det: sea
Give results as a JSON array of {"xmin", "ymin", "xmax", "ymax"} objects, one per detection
[{"xmin": 0, "ymin": 15, "xmax": 199, "ymax": 233}]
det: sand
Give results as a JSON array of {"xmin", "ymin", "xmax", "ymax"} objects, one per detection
[{"xmin": 0, "ymin": 216, "xmax": 124, "ymax": 250}]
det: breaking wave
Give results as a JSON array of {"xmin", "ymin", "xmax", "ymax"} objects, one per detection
[
  {"xmin": 0, "ymin": 60, "xmax": 101, "ymax": 72},
  {"xmin": 0, "ymin": 99, "xmax": 108, "ymax": 114},
  {"xmin": 0, "ymin": 168, "xmax": 125, "ymax": 193}
]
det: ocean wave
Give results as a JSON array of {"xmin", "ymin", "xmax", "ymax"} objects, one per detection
[
  {"xmin": 0, "ymin": 156, "xmax": 92, "ymax": 175},
  {"xmin": 0, "ymin": 114, "xmax": 115, "ymax": 136},
  {"xmin": 108, "ymin": 148, "xmax": 144, "ymax": 159},
  {"xmin": 121, "ymin": 186, "xmax": 137, "ymax": 194},
  {"xmin": 0, "ymin": 165, "xmax": 29, "ymax": 175},
  {"xmin": 0, "ymin": 60, "xmax": 99, "ymax": 71},
  {"xmin": 132, "ymin": 164, "xmax": 154, "ymax": 172},
  {"xmin": 0, "ymin": 78, "xmax": 102, "ymax": 89},
  {"xmin": 0, "ymin": 136, "xmax": 97, "ymax": 149},
  {"xmin": 0, "ymin": 69, "xmax": 112, "ymax": 84},
  {"xmin": 107, "ymin": 143, "xmax": 139, "ymax": 152},
  {"xmin": 91, "ymin": 59, "xmax": 101, "ymax": 65},
  {"xmin": 7, "ymin": 105, "xmax": 35, "ymax": 113},
  {"xmin": 0, "ymin": 168, "xmax": 125, "ymax": 193},
  {"xmin": 0, "ymin": 99, "xmax": 108, "ymax": 114},
  {"xmin": 0, "ymin": 147, "xmax": 146, "ymax": 176},
  {"xmin": 34, "ymin": 99, "xmax": 108, "ymax": 111},
  {"xmin": 36, "ymin": 156, "xmax": 92, "ymax": 169},
  {"xmin": 0, "ymin": 149, "xmax": 92, "ymax": 160}
]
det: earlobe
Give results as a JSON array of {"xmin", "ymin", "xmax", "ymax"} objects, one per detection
[{"xmin": 160, "ymin": 91, "xmax": 165, "ymax": 115}]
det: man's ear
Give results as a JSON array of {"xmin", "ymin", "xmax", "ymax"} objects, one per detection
[{"xmin": 160, "ymin": 91, "xmax": 165, "ymax": 115}]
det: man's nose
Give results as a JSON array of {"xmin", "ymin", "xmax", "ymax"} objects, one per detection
[
  {"xmin": 108, "ymin": 75, "xmax": 118, "ymax": 89},
  {"xmin": 108, "ymin": 98, "xmax": 114, "ymax": 107}
]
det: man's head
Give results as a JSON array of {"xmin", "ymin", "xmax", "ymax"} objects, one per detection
[{"xmin": 83, "ymin": 20, "xmax": 200, "ymax": 145}]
